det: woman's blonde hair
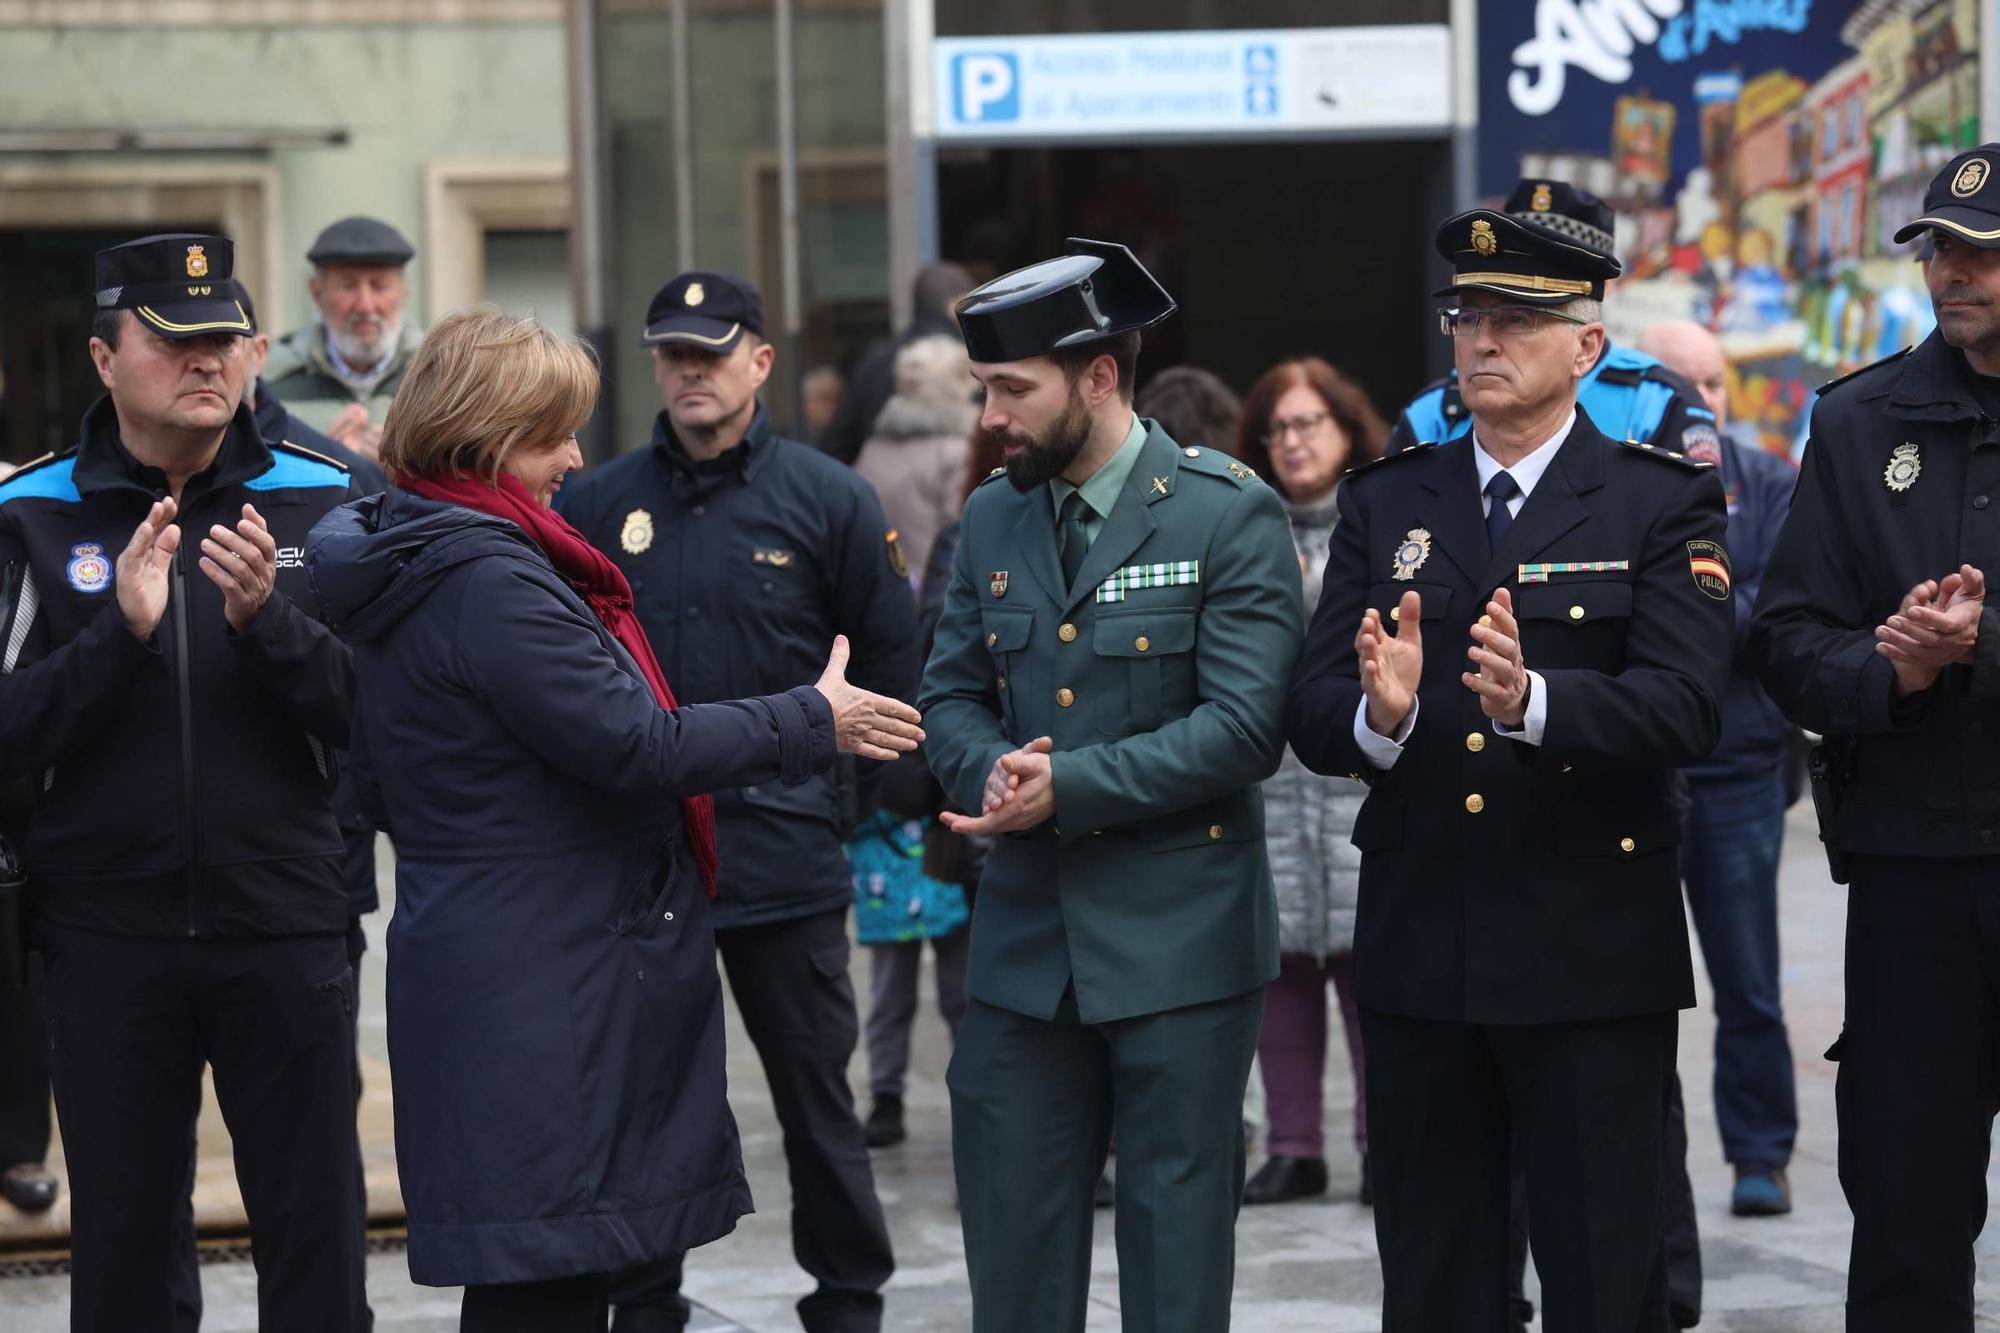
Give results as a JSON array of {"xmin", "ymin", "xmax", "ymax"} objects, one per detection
[{"xmin": 378, "ymin": 307, "xmax": 599, "ymax": 483}]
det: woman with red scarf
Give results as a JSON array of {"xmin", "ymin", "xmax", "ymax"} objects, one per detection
[{"xmin": 309, "ymin": 309, "xmax": 922, "ymax": 1332}]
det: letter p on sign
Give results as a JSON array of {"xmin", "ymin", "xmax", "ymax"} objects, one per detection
[{"xmin": 953, "ymin": 52, "xmax": 1019, "ymax": 123}]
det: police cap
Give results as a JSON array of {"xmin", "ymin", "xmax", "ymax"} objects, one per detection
[
  {"xmin": 305, "ymin": 216, "xmax": 416, "ymax": 267},
  {"xmin": 955, "ymin": 238, "xmax": 1176, "ymax": 365},
  {"xmin": 640, "ymin": 270, "xmax": 764, "ymax": 352},
  {"xmin": 1433, "ymin": 177, "xmax": 1623, "ymax": 306},
  {"xmin": 1893, "ymin": 143, "xmax": 2000, "ymax": 250},
  {"xmin": 94, "ymin": 233, "xmax": 252, "ymax": 340}
]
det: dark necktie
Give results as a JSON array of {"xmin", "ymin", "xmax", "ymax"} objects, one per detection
[
  {"xmin": 1484, "ymin": 470, "xmax": 1520, "ymax": 555},
  {"xmin": 1059, "ymin": 491, "xmax": 1091, "ymax": 586}
]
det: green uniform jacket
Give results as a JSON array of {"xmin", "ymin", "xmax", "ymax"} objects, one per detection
[
  {"xmin": 919, "ymin": 421, "xmax": 1303, "ymax": 1024},
  {"xmin": 263, "ymin": 322, "xmax": 423, "ymax": 434}
]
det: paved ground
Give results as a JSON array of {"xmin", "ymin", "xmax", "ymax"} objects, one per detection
[{"xmin": 10, "ymin": 802, "xmax": 2000, "ymax": 1328}]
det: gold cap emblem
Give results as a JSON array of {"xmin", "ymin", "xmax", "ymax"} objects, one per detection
[
  {"xmin": 620, "ymin": 508, "xmax": 654, "ymax": 555},
  {"xmin": 684, "ymin": 281, "xmax": 706, "ymax": 307},
  {"xmin": 185, "ymin": 245, "xmax": 209, "ymax": 278},
  {"xmin": 1952, "ymin": 158, "xmax": 1990, "ymax": 199},
  {"xmin": 1470, "ymin": 220, "xmax": 1498, "ymax": 258},
  {"xmin": 1530, "ymin": 183, "xmax": 1553, "ymax": 212}
]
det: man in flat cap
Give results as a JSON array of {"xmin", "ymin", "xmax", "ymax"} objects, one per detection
[
  {"xmin": 0, "ymin": 234, "xmax": 367, "ymax": 1329},
  {"xmin": 265, "ymin": 215, "xmax": 422, "ymax": 460},
  {"xmin": 917, "ymin": 238, "xmax": 1302, "ymax": 1329},
  {"xmin": 1287, "ymin": 202, "xmax": 1732, "ymax": 1331},
  {"xmin": 557, "ymin": 269, "xmax": 912, "ymax": 1333},
  {"xmin": 1749, "ymin": 143, "xmax": 2000, "ymax": 1329}
]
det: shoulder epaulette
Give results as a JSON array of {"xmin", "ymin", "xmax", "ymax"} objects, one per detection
[
  {"xmin": 977, "ymin": 465, "xmax": 1008, "ymax": 487},
  {"xmin": 1816, "ymin": 346, "xmax": 1912, "ymax": 398},
  {"xmin": 5, "ymin": 451, "xmax": 61, "ymax": 479},
  {"xmin": 1619, "ymin": 437, "xmax": 1707, "ymax": 469},
  {"xmin": 1347, "ymin": 439, "xmax": 1441, "ymax": 480},
  {"xmin": 1175, "ymin": 445, "xmax": 1263, "ymax": 487},
  {"xmin": 274, "ymin": 439, "xmax": 351, "ymax": 472},
  {"xmin": 0, "ymin": 448, "xmax": 80, "ymax": 505}
]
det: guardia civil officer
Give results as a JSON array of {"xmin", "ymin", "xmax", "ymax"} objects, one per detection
[
  {"xmin": 1287, "ymin": 208, "xmax": 1732, "ymax": 1332},
  {"xmin": 556, "ymin": 270, "xmax": 913, "ymax": 1333},
  {"xmin": 0, "ymin": 235, "xmax": 366, "ymax": 1329},
  {"xmin": 1748, "ymin": 143, "xmax": 2000, "ymax": 1332},
  {"xmin": 1385, "ymin": 179, "xmax": 1719, "ymax": 460},
  {"xmin": 918, "ymin": 239, "xmax": 1303, "ymax": 1331}
]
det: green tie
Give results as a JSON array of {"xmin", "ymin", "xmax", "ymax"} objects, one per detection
[{"xmin": 1059, "ymin": 491, "xmax": 1091, "ymax": 587}]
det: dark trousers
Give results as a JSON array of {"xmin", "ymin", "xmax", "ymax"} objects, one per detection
[
  {"xmin": 612, "ymin": 907, "xmax": 892, "ymax": 1333},
  {"xmin": 1682, "ymin": 769, "xmax": 1797, "ymax": 1168},
  {"xmin": 1838, "ymin": 854, "xmax": 2000, "ymax": 1332},
  {"xmin": 948, "ymin": 986, "xmax": 1263, "ymax": 1333},
  {"xmin": 1508, "ymin": 1073, "xmax": 1700, "ymax": 1328},
  {"xmin": 43, "ymin": 924, "xmax": 365, "ymax": 1333},
  {"xmin": 1365, "ymin": 1006, "xmax": 1674, "ymax": 1333},
  {"xmin": 0, "ymin": 949, "xmax": 50, "ymax": 1165},
  {"xmin": 463, "ymin": 1272, "xmax": 609, "ymax": 1332}
]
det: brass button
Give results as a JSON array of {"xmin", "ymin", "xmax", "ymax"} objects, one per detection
[
  {"xmin": 987, "ymin": 632, "xmax": 998, "ymax": 647},
  {"xmin": 1208, "ymin": 824, "xmax": 1223, "ymax": 840},
  {"xmin": 1058, "ymin": 622, "xmax": 1078, "ymax": 643},
  {"xmin": 1569, "ymin": 605, "xmax": 1585, "ymax": 620},
  {"xmin": 1056, "ymin": 688, "xmax": 1075, "ymax": 707},
  {"xmin": 1465, "ymin": 793, "xmax": 1485, "ymax": 814},
  {"xmin": 1135, "ymin": 635, "xmax": 1151, "ymax": 652},
  {"xmin": 1466, "ymin": 732, "xmax": 1486, "ymax": 753},
  {"xmin": 1620, "ymin": 837, "xmax": 1636, "ymax": 853},
  {"xmin": 1185, "ymin": 448, "xmax": 1201, "ymax": 457},
  {"xmin": 1390, "ymin": 607, "xmax": 1401, "ymax": 621},
  {"xmin": 997, "ymin": 675, "xmax": 1007, "ymax": 690}
]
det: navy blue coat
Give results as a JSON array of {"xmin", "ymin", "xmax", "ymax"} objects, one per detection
[{"xmin": 309, "ymin": 489, "xmax": 837, "ymax": 1286}]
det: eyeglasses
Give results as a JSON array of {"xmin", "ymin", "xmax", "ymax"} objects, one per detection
[
  {"xmin": 1437, "ymin": 305, "xmax": 1589, "ymax": 339},
  {"xmin": 1262, "ymin": 411, "xmax": 1330, "ymax": 444}
]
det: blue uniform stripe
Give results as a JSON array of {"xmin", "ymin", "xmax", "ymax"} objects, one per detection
[
  {"xmin": 0, "ymin": 458, "xmax": 81, "ymax": 505},
  {"xmin": 246, "ymin": 451, "xmax": 350, "ymax": 492}
]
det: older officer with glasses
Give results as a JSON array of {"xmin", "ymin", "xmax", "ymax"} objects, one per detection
[{"xmin": 1287, "ymin": 204, "xmax": 1733, "ymax": 1332}]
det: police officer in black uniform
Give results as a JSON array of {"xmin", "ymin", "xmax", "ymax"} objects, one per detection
[
  {"xmin": 557, "ymin": 270, "xmax": 915, "ymax": 1333},
  {"xmin": 0, "ymin": 235, "xmax": 367, "ymax": 1329},
  {"xmin": 1288, "ymin": 203, "xmax": 1733, "ymax": 1332},
  {"xmin": 1749, "ymin": 143, "xmax": 2000, "ymax": 1332}
]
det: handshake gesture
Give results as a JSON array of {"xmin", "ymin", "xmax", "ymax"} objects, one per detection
[
  {"xmin": 1358, "ymin": 588, "xmax": 1531, "ymax": 737},
  {"xmin": 1877, "ymin": 564, "xmax": 1985, "ymax": 696}
]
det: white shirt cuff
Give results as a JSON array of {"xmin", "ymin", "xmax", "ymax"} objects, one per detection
[
  {"xmin": 1492, "ymin": 670, "xmax": 1547, "ymax": 746},
  {"xmin": 1352, "ymin": 695, "xmax": 1418, "ymax": 769}
]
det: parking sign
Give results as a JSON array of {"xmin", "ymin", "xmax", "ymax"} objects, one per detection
[{"xmin": 952, "ymin": 52, "xmax": 1020, "ymax": 124}]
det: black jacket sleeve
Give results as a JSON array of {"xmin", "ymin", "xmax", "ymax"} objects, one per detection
[
  {"xmin": 0, "ymin": 514, "xmax": 164, "ymax": 778},
  {"xmin": 228, "ymin": 482, "xmax": 364, "ymax": 746}
]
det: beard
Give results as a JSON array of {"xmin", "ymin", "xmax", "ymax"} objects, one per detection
[
  {"xmin": 998, "ymin": 381, "xmax": 1094, "ymax": 492},
  {"xmin": 328, "ymin": 313, "xmax": 402, "ymax": 372}
]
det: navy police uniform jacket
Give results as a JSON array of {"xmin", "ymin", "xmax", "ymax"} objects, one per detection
[
  {"xmin": 1750, "ymin": 332, "xmax": 2000, "ymax": 857},
  {"xmin": 1387, "ymin": 343, "xmax": 1718, "ymax": 458},
  {"xmin": 556, "ymin": 405, "xmax": 919, "ymax": 929},
  {"xmin": 1287, "ymin": 410, "xmax": 1733, "ymax": 1023},
  {"xmin": 0, "ymin": 397, "xmax": 362, "ymax": 938}
]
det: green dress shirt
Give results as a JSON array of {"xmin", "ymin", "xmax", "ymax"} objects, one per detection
[{"xmin": 1049, "ymin": 413, "xmax": 1149, "ymax": 551}]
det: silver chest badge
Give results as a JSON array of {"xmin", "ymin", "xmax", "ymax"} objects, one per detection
[
  {"xmin": 1884, "ymin": 442, "xmax": 1921, "ymax": 493},
  {"xmin": 1391, "ymin": 528, "xmax": 1433, "ymax": 581}
]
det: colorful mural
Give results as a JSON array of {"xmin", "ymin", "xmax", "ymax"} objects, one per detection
[{"xmin": 1481, "ymin": 0, "xmax": 1987, "ymax": 457}]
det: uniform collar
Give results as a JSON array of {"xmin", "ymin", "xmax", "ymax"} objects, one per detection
[
  {"xmin": 1886, "ymin": 330, "xmax": 1995, "ymax": 424},
  {"xmin": 1471, "ymin": 406, "xmax": 1575, "ymax": 501},
  {"xmin": 72, "ymin": 394, "xmax": 274, "ymax": 498},
  {"xmin": 650, "ymin": 401, "xmax": 778, "ymax": 482},
  {"xmin": 1050, "ymin": 411, "xmax": 1146, "ymax": 522}
]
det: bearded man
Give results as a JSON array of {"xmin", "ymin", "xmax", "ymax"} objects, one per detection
[
  {"xmin": 264, "ymin": 216, "xmax": 423, "ymax": 460},
  {"xmin": 916, "ymin": 238, "xmax": 1302, "ymax": 1332}
]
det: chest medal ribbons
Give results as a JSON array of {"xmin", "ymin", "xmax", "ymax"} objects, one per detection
[{"xmin": 1095, "ymin": 561, "xmax": 1200, "ymax": 604}]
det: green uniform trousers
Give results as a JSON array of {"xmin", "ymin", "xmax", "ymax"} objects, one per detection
[{"xmin": 947, "ymin": 985, "xmax": 1263, "ymax": 1332}]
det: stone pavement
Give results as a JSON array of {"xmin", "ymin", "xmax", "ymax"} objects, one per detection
[{"xmin": 10, "ymin": 802, "xmax": 2000, "ymax": 1328}]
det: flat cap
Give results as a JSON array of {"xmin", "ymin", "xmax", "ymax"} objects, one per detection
[{"xmin": 306, "ymin": 216, "xmax": 415, "ymax": 267}]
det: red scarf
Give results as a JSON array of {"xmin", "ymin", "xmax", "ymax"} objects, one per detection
[{"xmin": 400, "ymin": 472, "xmax": 720, "ymax": 897}]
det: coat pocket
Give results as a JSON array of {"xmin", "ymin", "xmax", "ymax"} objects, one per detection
[
  {"xmin": 1093, "ymin": 606, "xmax": 1197, "ymax": 734},
  {"xmin": 610, "ymin": 839, "xmax": 683, "ymax": 937},
  {"xmin": 980, "ymin": 607, "xmax": 1034, "ymax": 731}
]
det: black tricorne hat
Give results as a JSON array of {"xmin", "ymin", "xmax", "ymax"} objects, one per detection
[
  {"xmin": 1893, "ymin": 143, "xmax": 2000, "ymax": 250},
  {"xmin": 640, "ymin": 270, "xmax": 764, "ymax": 351},
  {"xmin": 1433, "ymin": 179, "xmax": 1623, "ymax": 307},
  {"xmin": 955, "ymin": 238, "xmax": 1176, "ymax": 365},
  {"xmin": 94, "ymin": 233, "xmax": 252, "ymax": 339},
  {"xmin": 306, "ymin": 216, "xmax": 416, "ymax": 267}
]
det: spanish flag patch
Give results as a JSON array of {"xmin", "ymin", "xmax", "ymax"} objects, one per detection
[{"xmin": 1688, "ymin": 540, "xmax": 1731, "ymax": 601}]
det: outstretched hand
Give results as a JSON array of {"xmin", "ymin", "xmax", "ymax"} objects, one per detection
[
  {"xmin": 117, "ymin": 497, "xmax": 181, "ymax": 640},
  {"xmin": 1357, "ymin": 590, "xmax": 1422, "ymax": 737},
  {"xmin": 814, "ymin": 635, "xmax": 925, "ymax": 760}
]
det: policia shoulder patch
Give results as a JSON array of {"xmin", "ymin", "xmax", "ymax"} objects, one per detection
[{"xmin": 1688, "ymin": 540, "xmax": 1732, "ymax": 600}]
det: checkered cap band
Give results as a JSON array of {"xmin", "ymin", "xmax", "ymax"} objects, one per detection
[{"xmin": 1509, "ymin": 210, "xmax": 1616, "ymax": 258}]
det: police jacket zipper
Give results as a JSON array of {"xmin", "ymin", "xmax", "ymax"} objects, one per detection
[{"xmin": 170, "ymin": 526, "xmax": 200, "ymax": 936}]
